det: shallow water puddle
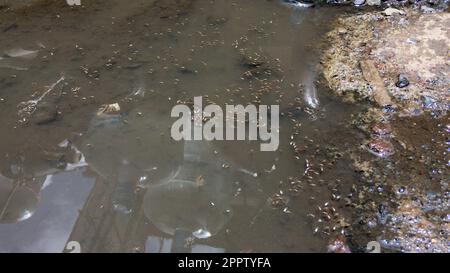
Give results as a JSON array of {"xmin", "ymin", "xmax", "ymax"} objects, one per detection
[{"xmin": 0, "ymin": 0, "xmax": 364, "ymax": 252}]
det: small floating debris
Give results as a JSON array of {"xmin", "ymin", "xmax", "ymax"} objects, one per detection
[
  {"xmin": 195, "ymin": 175, "xmax": 205, "ymax": 187},
  {"xmin": 129, "ymin": 87, "xmax": 145, "ymax": 98},
  {"xmin": 238, "ymin": 168, "xmax": 258, "ymax": 177},
  {"xmin": 97, "ymin": 103, "xmax": 121, "ymax": 116},
  {"xmin": 264, "ymin": 164, "xmax": 276, "ymax": 173},
  {"xmin": 268, "ymin": 192, "xmax": 289, "ymax": 208},
  {"xmin": 58, "ymin": 139, "xmax": 88, "ymax": 171},
  {"xmin": 17, "ymin": 76, "xmax": 65, "ymax": 123}
]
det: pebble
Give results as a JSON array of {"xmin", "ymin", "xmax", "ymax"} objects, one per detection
[
  {"xmin": 337, "ymin": 27, "xmax": 347, "ymax": 35},
  {"xmin": 397, "ymin": 186, "xmax": 407, "ymax": 195},
  {"xmin": 420, "ymin": 5, "xmax": 435, "ymax": 13},
  {"xmin": 367, "ymin": 138, "xmax": 395, "ymax": 158},
  {"xmin": 382, "ymin": 8, "xmax": 406, "ymax": 16},
  {"xmin": 366, "ymin": 0, "xmax": 381, "ymax": 5},
  {"xmin": 395, "ymin": 74, "xmax": 409, "ymax": 88},
  {"xmin": 353, "ymin": 0, "xmax": 366, "ymax": 6},
  {"xmin": 371, "ymin": 122, "xmax": 392, "ymax": 136}
]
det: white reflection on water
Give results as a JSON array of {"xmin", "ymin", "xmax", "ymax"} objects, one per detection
[{"xmin": 0, "ymin": 170, "xmax": 94, "ymax": 253}]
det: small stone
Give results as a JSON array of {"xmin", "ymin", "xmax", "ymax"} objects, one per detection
[
  {"xmin": 268, "ymin": 193, "xmax": 289, "ymax": 208},
  {"xmin": 421, "ymin": 95, "xmax": 437, "ymax": 109},
  {"xmin": 395, "ymin": 74, "xmax": 409, "ymax": 88},
  {"xmin": 397, "ymin": 186, "xmax": 407, "ymax": 195},
  {"xmin": 420, "ymin": 5, "xmax": 435, "ymax": 13},
  {"xmin": 371, "ymin": 122, "xmax": 392, "ymax": 136},
  {"xmin": 382, "ymin": 8, "xmax": 406, "ymax": 16},
  {"xmin": 366, "ymin": 0, "xmax": 381, "ymax": 5},
  {"xmin": 97, "ymin": 103, "xmax": 120, "ymax": 116},
  {"xmin": 353, "ymin": 0, "xmax": 366, "ymax": 7},
  {"xmin": 337, "ymin": 27, "xmax": 347, "ymax": 34},
  {"xmin": 367, "ymin": 138, "xmax": 395, "ymax": 158}
]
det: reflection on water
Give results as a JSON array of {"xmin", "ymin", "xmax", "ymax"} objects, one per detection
[
  {"xmin": 0, "ymin": 171, "xmax": 94, "ymax": 252},
  {"xmin": 0, "ymin": 0, "xmax": 362, "ymax": 252},
  {"xmin": 144, "ymin": 140, "xmax": 234, "ymax": 240}
]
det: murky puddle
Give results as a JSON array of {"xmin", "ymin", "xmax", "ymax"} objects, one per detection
[{"xmin": 0, "ymin": 0, "xmax": 367, "ymax": 252}]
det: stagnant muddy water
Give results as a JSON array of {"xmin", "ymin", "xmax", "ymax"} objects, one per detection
[{"xmin": 0, "ymin": 0, "xmax": 446, "ymax": 253}]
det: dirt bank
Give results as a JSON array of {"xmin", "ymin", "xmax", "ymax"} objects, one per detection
[
  {"xmin": 322, "ymin": 8, "xmax": 449, "ymax": 252},
  {"xmin": 323, "ymin": 9, "xmax": 449, "ymax": 115}
]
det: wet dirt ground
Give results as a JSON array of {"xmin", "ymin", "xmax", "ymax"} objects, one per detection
[
  {"xmin": 0, "ymin": 0, "xmax": 447, "ymax": 253},
  {"xmin": 322, "ymin": 7, "xmax": 449, "ymax": 252}
]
